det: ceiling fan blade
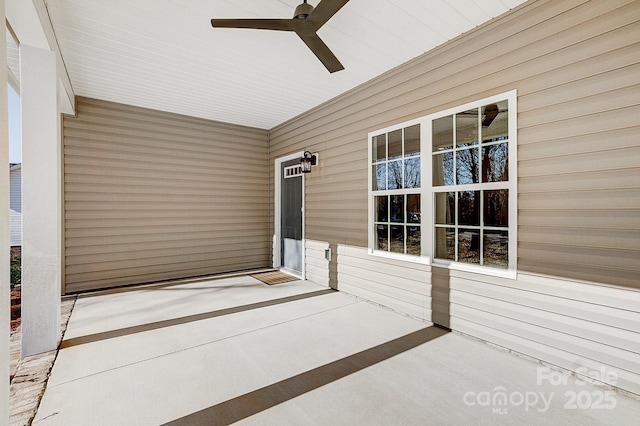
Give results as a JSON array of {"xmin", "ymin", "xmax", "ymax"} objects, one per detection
[
  {"xmin": 211, "ymin": 18, "xmax": 295, "ymax": 31},
  {"xmin": 307, "ymin": 0, "xmax": 350, "ymax": 30},
  {"xmin": 482, "ymin": 104, "xmax": 500, "ymax": 127},
  {"xmin": 297, "ymin": 32, "xmax": 344, "ymax": 73}
]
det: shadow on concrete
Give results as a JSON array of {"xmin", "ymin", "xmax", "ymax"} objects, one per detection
[
  {"xmin": 61, "ymin": 289, "xmax": 335, "ymax": 349},
  {"xmin": 163, "ymin": 326, "xmax": 449, "ymax": 426}
]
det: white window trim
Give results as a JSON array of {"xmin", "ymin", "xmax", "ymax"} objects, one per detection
[
  {"xmin": 367, "ymin": 117, "xmax": 425, "ymax": 262},
  {"xmin": 368, "ymin": 90, "xmax": 518, "ymax": 279}
]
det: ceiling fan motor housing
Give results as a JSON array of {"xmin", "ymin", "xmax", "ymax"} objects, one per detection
[{"xmin": 294, "ymin": 2, "xmax": 314, "ymax": 19}]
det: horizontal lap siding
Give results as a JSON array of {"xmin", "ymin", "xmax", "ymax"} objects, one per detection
[
  {"xmin": 432, "ymin": 267, "xmax": 640, "ymax": 395},
  {"xmin": 337, "ymin": 245, "xmax": 432, "ymax": 322},
  {"xmin": 269, "ymin": 0, "xmax": 640, "ymax": 289},
  {"xmin": 64, "ymin": 97, "xmax": 270, "ymax": 293},
  {"xmin": 268, "ymin": 0, "xmax": 640, "ymax": 396},
  {"xmin": 305, "ymin": 240, "xmax": 330, "ymax": 288}
]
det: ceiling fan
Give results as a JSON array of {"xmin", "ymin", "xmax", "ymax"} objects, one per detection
[
  {"xmin": 482, "ymin": 104, "xmax": 500, "ymax": 127},
  {"xmin": 211, "ymin": 0, "xmax": 349, "ymax": 73}
]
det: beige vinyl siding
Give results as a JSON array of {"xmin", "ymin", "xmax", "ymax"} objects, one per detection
[
  {"xmin": 337, "ymin": 245, "xmax": 432, "ymax": 322},
  {"xmin": 269, "ymin": 138, "xmax": 368, "ymax": 287},
  {"xmin": 268, "ymin": 0, "xmax": 640, "ymax": 397},
  {"xmin": 269, "ymin": 0, "xmax": 640, "ymax": 289},
  {"xmin": 64, "ymin": 97, "xmax": 270, "ymax": 293}
]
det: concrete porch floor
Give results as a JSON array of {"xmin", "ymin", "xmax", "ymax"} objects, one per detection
[{"xmin": 31, "ymin": 275, "xmax": 639, "ymax": 425}]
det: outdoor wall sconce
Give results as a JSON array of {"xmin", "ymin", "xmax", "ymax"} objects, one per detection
[{"xmin": 300, "ymin": 151, "xmax": 318, "ymax": 173}]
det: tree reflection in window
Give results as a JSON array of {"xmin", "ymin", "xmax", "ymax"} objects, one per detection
[
  {"xmin": 484, "ymin": 190, "xmax": 508, "ymax": 227},
  {"xmin": 371, "ymin": 123, "xmax": 421, "ymax": 256},
  {"xmin": 388, "ymin": 161, "xmax": 402, "ymax": 189},
  {"xmin": 458, "ymin": 191, "xmax": 480, "ymax": 226},
  {"xmin": 482, "ymin": 143, "xmax": 508, "ymax": 182},
  {"xmin": 456, "ymin": 148, "xmax": 479, "ymax": 185},
  {"xmin": 432, "ymin": 100, "xmax": 510, "ymax": 269},
  {"xmin": 373, "ymin": 193, "xmax": 421, "ymax": 256}
]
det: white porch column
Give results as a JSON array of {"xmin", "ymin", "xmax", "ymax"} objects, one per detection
[
  {"xmin": 20, "ymin": 44, "xmax": 61, "ymax": 356},
  {"xmin": 0, "ymin": 0, "xmax": 10, "ymax": 422}
]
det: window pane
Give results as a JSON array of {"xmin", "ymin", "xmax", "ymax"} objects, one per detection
[
  {"xmin": 458, "ymin": 191, "xmax": 480, "ymax": 226},
  {"xmin": 390, "ymin": 195, "xmax": 404, "ymax": 223},
  {"xmin": 433, "ymin": 116, "xmax": 453, "ymax": 151},
  {"xmin": 404, "ymin": 156, "xmax": 420, "ymax": 188},
  {"xmin": 456, "ymin": 147, "xmax": 479, "ymax": 184},
  {"xmin": 372, "ymin": 133, "xmax": 387, "ymax": 162},
  {"xmin": 407, "ymin": 194, "xmax": 421, "ymax": 224},
  {"xmin": 482, "ymin": 101, "xmax": 508, "ymax": 142},
  {"xmin": 390, "ymin": 225, "xmax": 404, "ymax": 253},
  {"xmin": 376, "ymin": 225, "xmax": 388, "ymax": 251},
  {"xmin": 435, "ymin": 227, "xmax": 455, "ymax": 260},
  {"xmin": 407, "ymin": 226, "xmax": 420, "ymax": 255},
  {"xmin": 435, "ymin": 192, "xmax": 455, "ymax": 225},
  {"xmin": 484, "ymin": 230, "xmax": 508, "ymax": 269},
  {"xmin": 373, "ymin": 164, "xmax": 386, "ymax": 191},
  {"xmin": 388, "ymin": 160, "xmax": 402, "ymax": 189},
  {"xmin": 484, "ymin": 190, "xmax": 508, "ymax": 227},
  {"xmin": 404, "ymin": 124, "xmax": 420, "ymax": 156},
  {"xmin": 482, "ymin": 143, "xmax": 508, "ymax": 182},
  {"xmin": 456, "ymin": 109, "xmax": 478, "ymax": 147},
  {"xmin": 458, "ymin": 229, "xmax": 480, "ymax": 264},
  {"xmin": 375, "ymin": 196, "xmax": 388, "ymax": 222},
  {"xmin": 433, "ymin": 151, "xmax": 454, "ymax": 186},
  {"xmin": 388, "ymin": 129, "xmax": 403, "ymax": 160}
]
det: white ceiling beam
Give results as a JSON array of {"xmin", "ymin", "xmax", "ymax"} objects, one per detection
[{"xmin": 6, "ymin": 0, "xmax": 75, "ymax": 114}]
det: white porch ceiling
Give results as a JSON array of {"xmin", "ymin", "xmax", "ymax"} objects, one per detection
[{"xmin": 44, "ymin": 0, "xmax": 527, "ymax": 129}]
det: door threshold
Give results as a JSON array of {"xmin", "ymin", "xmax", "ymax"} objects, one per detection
[{"xmin": 278, "ymin": 267, "xmax": 303, "ymax": 280}]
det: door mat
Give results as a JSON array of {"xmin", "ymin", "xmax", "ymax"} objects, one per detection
[{"xmin": 250, "ymin": 270, "xmax": 298, "ymax": 285}]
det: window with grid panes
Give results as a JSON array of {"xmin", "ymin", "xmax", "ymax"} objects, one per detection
[
  {"xmin": 371, "ymin": 124, "xmax": 421, "ymax": 256},
  {"xmin": 431, "ymin": 98, "xmax": 512, "ymax": 269},
  {"xmin": 368, "ymin": 91, "xmax": 516, "ymax": 275}
]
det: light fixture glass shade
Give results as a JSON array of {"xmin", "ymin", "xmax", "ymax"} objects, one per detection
[
  {"xmin": 300, "ymin": 158, "xmax": 312, "ymax": 173},
  {"xmin": 300, "ymin": 151, "xmax": 316, "ymax": 173}
]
